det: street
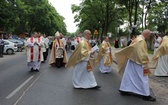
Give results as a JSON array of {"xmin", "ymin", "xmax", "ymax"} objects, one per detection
[{"xmin": 0, "ymin": 49, "xmax": 167, "ymax": 105}]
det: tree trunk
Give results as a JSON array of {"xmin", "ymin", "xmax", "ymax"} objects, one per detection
[
  {"xmin": 142, "ymin": 2, "xmax": 144, "ymax": 31},
  {"xmin": 132, "ymin": 0, "xmax": 139, "ymax": 35},
  {"xmin": 104, "ymin": 2, "xmax": 109, "ymax": 36}
]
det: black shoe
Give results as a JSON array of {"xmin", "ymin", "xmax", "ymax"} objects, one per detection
[
  {"xmin": 31, "ymin": 68, "xmax": 34, "ymax": 72},
  {"xmin": 104, "ymin": 72, "xmax": 109, "ymax": 74},
  {"xmin": 90, "ymin": 86, "xmax": 101, "ymax": 89},
  {"xmin": 143, "ymin": 95, "xmax": 156, "ymax": 102},
  {"xmin": 35, "ymin": 69, "xmax": 39, "ymax": 72},
  {"xmin": 119, "ymin": 90, "xmax": 131, "ymax": 96}
]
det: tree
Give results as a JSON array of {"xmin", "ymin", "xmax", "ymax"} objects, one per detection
[
  {"xmin": 72, "ymin": 0, "xmax": 120, "ymax": 41},
  {"xmin": 0, "ymin": 0, "xmax": 67, "ymax": 36}
]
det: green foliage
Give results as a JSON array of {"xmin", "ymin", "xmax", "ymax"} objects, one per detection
[
  {"xmin": 71, "ymin": 0, "xmax": 121, "ymax": 39},
  {"xmin": 72, "ymin": 0, "xmax": 168, "ymax": 37},
  {"xmin": 0, "ymin": 0, "xmax": 67, "ymax": 36}
]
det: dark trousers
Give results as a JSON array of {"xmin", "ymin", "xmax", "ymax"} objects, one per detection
[
  {"xmin": 43, "ymin": 48, "xmax": 49, "ymax": 61},
  {"xmin": 0, "ymin": 45, "xmax": 4, "ymax": 57},
  {"xmin": 55, "ymin": 58, "xmax": 63, "ymax": 68}
]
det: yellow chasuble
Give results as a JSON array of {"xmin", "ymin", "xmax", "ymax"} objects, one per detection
[
  {"xmin": 49, "ymin": 39, "xmax": 67, "ymax": 65},
  {"xmin": 152, "ymin": 36, "xmax": 168, "ymax": 66},
  {"xmin": 96, "ymin": 41, "xmax": 112, "ymax": 66},
  {"xmin": 115, "ymin": 35, "xmax": 149, "ymax": 75},
  {"xmin": 65, "ymin": 39, "xmax": 95, "ymax": 71}
]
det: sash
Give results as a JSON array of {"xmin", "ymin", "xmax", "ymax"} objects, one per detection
[
  {"xmin": 107, "ymin": 42, "xmax": 112, "ymax": 64},
  {"xmin": 87, "ymin": 41, "xmax": 92, "ymax": 71},
  {"xmin": 30, "ymin": 37, "xmax": 41, "ymax": 62}
]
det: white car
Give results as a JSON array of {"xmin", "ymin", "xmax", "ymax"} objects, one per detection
[{"xmin": 3, "ymin": 40, "xmax": 18, "ymax": 54}]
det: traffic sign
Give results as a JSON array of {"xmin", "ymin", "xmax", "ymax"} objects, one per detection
[{"xmin": 94, "ymin": 30, "xmax": 98, "ymax": 35}]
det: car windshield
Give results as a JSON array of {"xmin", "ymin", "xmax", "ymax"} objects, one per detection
[{"xmin": 8, "ymin": 39, "xmax": 23, "ymax": 44}]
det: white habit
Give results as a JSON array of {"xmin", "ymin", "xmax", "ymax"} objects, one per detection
[
  {"xmin": 26, "ymin": 37, "xmax": 44, "ymax": 70},
  {"xmin": 154, "ymin": 55, "xmax": 168, "ymax": 76},
  {"xmin": 73, "ymin": 53, "xmax": 97, "ymax": 88},
  {"xmin": 99, "ymin": 56, "xmax": 112, "ymax": 73},
  {"xmin": 119, "ymin": 59, "xmax": 150, "ymax": 96}
]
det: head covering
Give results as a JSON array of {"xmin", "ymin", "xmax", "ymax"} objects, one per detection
[{"xmin": 55, "ymin": 31, "xmax": 60, "ymax": 37}]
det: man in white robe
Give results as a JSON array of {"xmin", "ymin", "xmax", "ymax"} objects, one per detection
[
  {"xmin": 75, "ymin": 32, "xmax": 83, "ymax": 44},
  {"xmin": 115, "ymin": 29, "xmax": 156, "ymax": 102},
  {"xmin": 49, "ymin": 31, "xmax": 68, "ymax": 68},
  {"xmin": 96, "ymin": 36, "xmax": 112, "ymax": 74},
  {"xmin": 40, "ymin": 34, "xmax": 47, "ymax": 63},
  {"xmin": 26, "ymin": 32, "xmax": 44, "ymax": 72},
  {"xmin": 152, "ymin": 32, "xmax": 168, "ymax": 76},
  {"xmin": 66, "ymin": 30, "xmax": 100, "ymax": 89},
  {"xmin": 153, "ymin": 33, "xmax": 162, "ymax": 54}
]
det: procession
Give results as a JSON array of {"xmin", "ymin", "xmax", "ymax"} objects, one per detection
[
  {"xmin": 1, "ymin": 0, "xmax": 168, "ymax": 105},
  {"xmin": 22, "ymin": 29, "xmax": 168, "ymax": 102}
]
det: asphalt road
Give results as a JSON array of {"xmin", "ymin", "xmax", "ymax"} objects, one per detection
[{"xmin": 0, "ymin": 51, "xmax": 160, "ymax": 105}]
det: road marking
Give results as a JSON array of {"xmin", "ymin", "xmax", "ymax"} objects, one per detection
[
  {"xmin": 14, "ymin": 69, "xmax": 47, "ymax": 105},
  {"xmin": 6, "ymin": 76, "xmax": 34, "ymax": 99}
]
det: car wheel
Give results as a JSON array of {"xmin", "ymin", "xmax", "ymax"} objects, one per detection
[
  {"xmin": 7, "ymin": 49, "xmax": 14, "ymax": 54},
  {"xmin": 18, "ymin": 47, "xmax": 22, "ymax": 52}
]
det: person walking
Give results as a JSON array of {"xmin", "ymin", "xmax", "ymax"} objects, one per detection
[
  {"xmin": 66, "ymin": 30, "xmax": 101, "ymax": 89},
  {"xmin": 152, "ymin": 32, "xmax": 168, "ymax": 76},
  {"xmin": 96, "ymin": 36, "xmax": 112, "ymax": 74},
  {"xmin": 25, "ymin": 32, "xmax": 44, "ymax": 72},
  {"xmin": 115, "ymin": 29, "xmax": 156, "ymax": 102},
  {"xmin": 49, "ymin": 31, "xmax": 67, "ymax": 68},
  {"xmin": 0, "ymin": 34, "xmax": 4, "ymax": 58}
]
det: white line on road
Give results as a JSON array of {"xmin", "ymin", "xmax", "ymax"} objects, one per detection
[{"xmin": 6, "ymin": 76, "xmax": 34, "ymax": 99}]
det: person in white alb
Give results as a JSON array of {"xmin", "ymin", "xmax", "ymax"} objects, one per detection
[
  {"xmin": 75, "ymin": 32, "xmax": 83, "ymax": 44},
  {"xmin": 40, "ymin": 34, "xmax": 47, "ymax": 63},
  {"xmin": 26, "ymin": 32, "xmax": 44, "ymax": 72},
  {"xmin": 70, "ymin": 37, "xmax": 78, "ymax": 52},
  {"xmin": 153, "ymin": 33, "xmax": 162, "ymax": 54},
  {"xmin": 66, "ymin": 30, "xmax": 101, "ymax": 89},
  {"xmin": 44, "ymin": 34, "xmax": 49, "ymax": 60},
  {"xmin": 120, "ymin": 36, "xmax": 126, "ymax": 48},
  {"xmin": 96, "ymin": 36, "xmax": 112, "ymax": 74},
  {"xmin": 152, "ymin": 32, "xmax": 168, "ymax": 76},
  {"xmin": 60, "ymin": 33, "xmax": 67, "ymax": 49},
  {"xmin": 116, "ymin": 29, "xmax": 156, "ymax": 102}
]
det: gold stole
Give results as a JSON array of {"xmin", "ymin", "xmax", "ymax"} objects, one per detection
[
  {"xmin": 87, "ymin": 41, "xmax": 92, "ymax": 71},
  {"xmin": 107, "ymin": 42, "xmax": 112, "ymax": 64}
]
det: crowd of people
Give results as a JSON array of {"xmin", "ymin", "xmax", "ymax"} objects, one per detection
[{"xmin": 21, "ymin": 29, "xmax": 168, "ymax": 102}]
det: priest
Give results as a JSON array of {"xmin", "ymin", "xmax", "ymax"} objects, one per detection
[
  {"xmin": 152, "ymin": 32, "xmax": 168, "ymax": 76},
  {"xmin": 66, "ymin": 30, "xmax": 100, "ymax": 89},
  {"xmin": 96, "ymin": 36, "xmax": 112, "ymax": 74},
  {"xmin": 49, "ymin": 31, "xmax": 67, "ymax": 68},
  {"xmin": 25, "ymin": 32, "xmax": 44, "ymax": 72},
  {"xmin": 115, "ymin": 29, "xmax": 156, "ymax": 102}
]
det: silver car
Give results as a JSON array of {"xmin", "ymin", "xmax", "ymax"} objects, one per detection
[{"xmin": 3, "ymin": 40, "xmax": 18, "ymax": 54}]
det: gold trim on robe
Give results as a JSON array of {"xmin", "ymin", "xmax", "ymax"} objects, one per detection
[
  {"xmin": 65, "ymin": 39, "xmax": 95, "ymax": 71},
  {"xmin": 96, "ymin": 41, "xmax": 112, "ymax": 66},
  {"xmin": 115, "ymin": 36, "xmax": 149, "ymax": 75},
  {"xmin": 49, "ymin": 39, "xmax": 68, "ymax": 65}
]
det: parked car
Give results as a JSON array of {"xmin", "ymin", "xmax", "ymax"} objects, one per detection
[
  {"xmin": 8, "ymin": 39, "xmax": 24, "ymax": 52},
  {"xmin": 3, "ymin": 40, "xmax": 18, "ymax": 54}
]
